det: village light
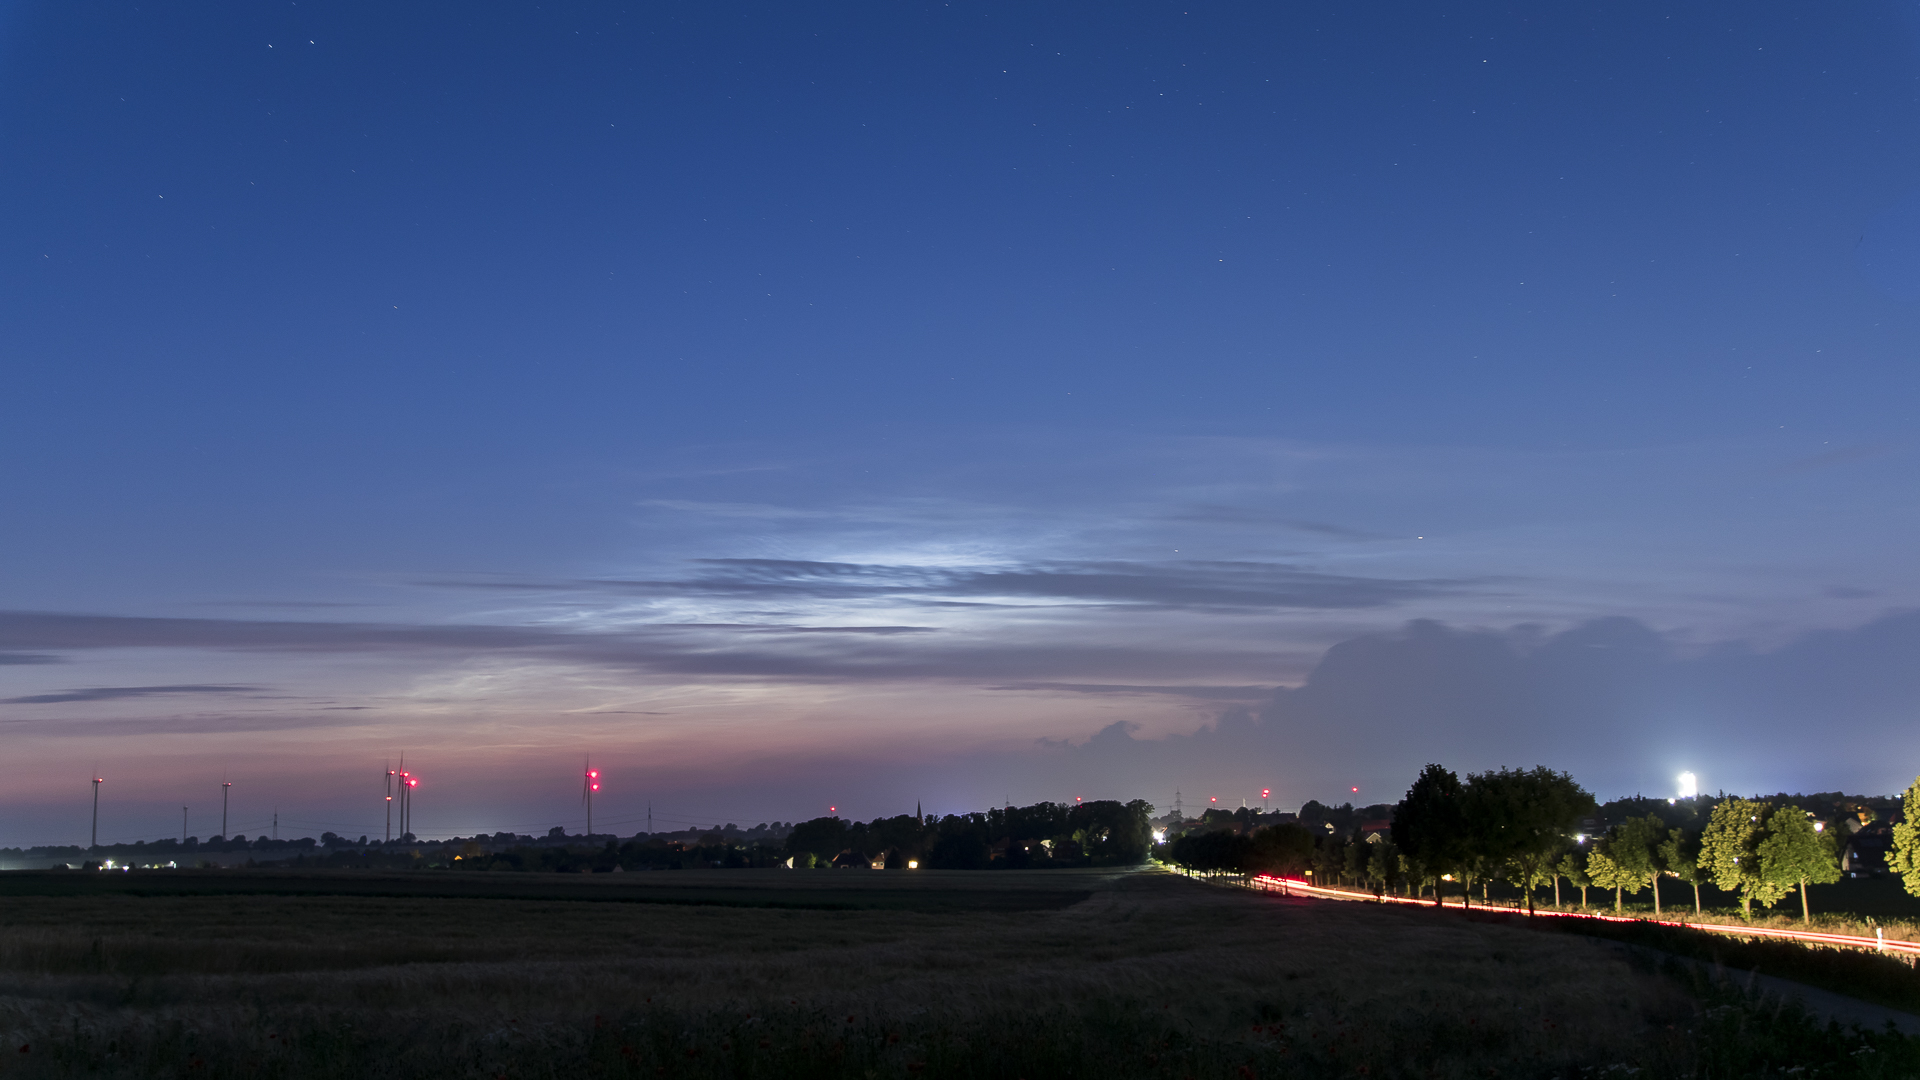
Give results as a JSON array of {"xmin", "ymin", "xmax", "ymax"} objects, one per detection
[{"xmin": 906, "ymin": 860, "xmax": 918, "ymax": 869}]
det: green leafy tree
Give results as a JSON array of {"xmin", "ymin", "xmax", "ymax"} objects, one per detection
[
  {"xmin": 1584, "ymin": 848, "xmax": 1637, "ymax": 912},
  {"xmin": 1757, "ymin": 805, "xmax": 1840, "ymax": 922},
  {"xmin": 1658, "ymin": 827, "xmax": 1705, "ymax": 915},
  {"xmin": 1392, "ymin": 764, "xmax": 1466, "ymax": 907},
  {"xmin": 1457, "ymin": 853, "xmax": 1494, "ymax": 908},
  {"xmin": 1247, "ymin": 823, "xmax": 1315, "ymax": 877},
  {"xmin": 1555, "ymin": 850, "xmax": 1591, "ymax": 909},
  {"xmin": 1398, "ymin": 851, "xmax": 1433, "ymax": 899},
  {"xmin": 1365, "ymin": 839, "xmax": 1398, "ymax": 897},
  {"xmin": 1460, "ymin": 766, "xmax": 1595, "ymax": 914},
  {"xmin": 1701, "ymin": 797, "xmax": 1783, "ymax": 918},
  {"xmin": 1599, "ymin": 815, "xmax": 1668, "ymax": 914},
  {"xmin": 1891, "ymin": 776, "xmax": 1920, "ymax": 899},
  {"xmin": 1343, "ymin": 836, "xmax": 1368, "ymax": 886},
  {"xmin": 1311, "ymin": 834, "xmax": 1344, "ymax": 885},
  {"xmin": 1167, "ymin": 829, "xmax": 1253, "ymax": 874}
]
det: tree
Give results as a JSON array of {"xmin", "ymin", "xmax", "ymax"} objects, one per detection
[
  {"xmin": 1598, "ymin": 815, "xmax": 1667, "ymax": 915},
  {"xmin": 1555, "ymin": 851, "xmax": 1591, "ymax": 909},
  {"xmin": 1365, "ymin": 839, "xmax": 1398, "ymax": 898},
  {"xmin": 1168, "ymin": 829, "xmax": 1253, "ymax": 874},
  {"xmin": 1460, "ymin": 766, "xmax": 1595, "ymax": 915},
  {"xmin": 1392, "ymin": 764, "xmax": 1466, "ymax": 907},
  {"xmin": 786, "ymin": 816, "xmax": 849, "ymax": 866},
  {"xmin": 1401, "ymin": 852, "xmax": 1436, "ymax": 900},
  {"xmin": 1247, "ymin": 823, "xmax": 1315, "ymax": 877},
  {"xmin": 1891, "ymin": 776, "xmax": 1920, "ymax": 899},
  {"xmin": 1658, "ymin": 827, "xmax": 1705, "ymax": 915},
  {"xmin": 1701, "ymin": 797, "xmax": 1782, "ymax": 918},
  {"xmin": 1311, "ymin": 835, "xmax": 1344, "ymax": 885},
  {"xmin": 1584, "ymin": 848, "xmax": 1637, "ymax": 912},
  {"xmin": 1343, "ymin": 836, "xmax": 1368, "ymax": 886},
  {"xmin": 1757, "ymin": 805, "xmax": 1840, "ymax": 922}
]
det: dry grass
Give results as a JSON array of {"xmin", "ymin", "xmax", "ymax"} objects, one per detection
[{"xmin": 0, "ymin": 867, "xmax": 1906, "ymax": 1078}]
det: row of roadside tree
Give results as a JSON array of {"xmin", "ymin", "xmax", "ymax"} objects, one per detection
[{"xmin": 1164, "ymin": 765, "xmax": 1920, "ymax": 921}]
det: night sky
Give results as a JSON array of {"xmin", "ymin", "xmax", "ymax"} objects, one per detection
[{"xmin": 5, "ymin": 3, "xmax": 1920, "ymax": 846}]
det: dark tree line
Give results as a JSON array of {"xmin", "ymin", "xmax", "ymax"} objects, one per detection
[
  {"xmin": 784, "ymin": 799, "xmax": 1155, "ymax": 869},
  {"xmin": 453, "ymin": 798, "xmax": 1158, "ymax": 873},
  {"xmin": 1164, "ymin": 764, "xmax": 1901, "ymax": 922}
]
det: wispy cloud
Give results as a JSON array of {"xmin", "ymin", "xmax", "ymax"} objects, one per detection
[
  {"xmin": 421, "ymin": 558, "xmax": 1474, "ymax": 612},
  {"xmin": 1773, "ymin": 443, "xmax": 1895, "ymax": 475},
  {"xmin": 987, "ymin": 682, "xmax": 1278, "ymax": 701},
  {"xmin": 0, "ymin": 609, "xmax": 1294, "ymax": 685},
  {"xmin": 0, "ymin": 653, "xmax": 62, "ymax": 666},
  {"xmin": 0, "ymin": 684, "xmax": 261, "ymax": 705},
  {"xmin": 1159, "ymin": 507, "xmax": 1396, "ymax": 540}
]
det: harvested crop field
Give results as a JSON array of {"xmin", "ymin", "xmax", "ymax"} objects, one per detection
[{"xmin": 0, "ymin": 866, "xmax": 1910, "ymax": 1078}]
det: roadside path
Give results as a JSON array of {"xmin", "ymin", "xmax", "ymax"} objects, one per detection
[
  {"xmin": 1246, "ymin": 874, "xmax": 1920, "ymax": 1035},
  {"xmin": 1248, "ymin": 875, "xmax": 1920, "ymax": 958}
]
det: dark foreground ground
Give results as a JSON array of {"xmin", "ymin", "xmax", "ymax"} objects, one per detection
[{"xmin": 0, "ymin": 866, "xmax": 1914, "ymax": 1079}]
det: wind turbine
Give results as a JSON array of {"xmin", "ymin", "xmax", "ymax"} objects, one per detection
[
  {"xmin": 90, "ymin": 774, "xmax": 104, "ymax": 849},
  {"xmin": 221, "ymin": 779, "xmax": 232, "ymax": 839},
  {"xmin": 583, "ymin": 758, "xmax": 600, "ymax": 837},
  {"xmin": 385, "ymin": 761, "xmax": 396, "ymax": 843},
  {"xmin": 396, "ymin": 756, "xmax": 410, "ymax": 839},
  {"xmin": 396, "ymin": 760, "xmax": 417, "ymax": 840}
]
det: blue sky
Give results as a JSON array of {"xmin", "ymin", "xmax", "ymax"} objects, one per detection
[{"xmin": 4, "ymin": 2, "xmax": 1920, "ymax": 845}]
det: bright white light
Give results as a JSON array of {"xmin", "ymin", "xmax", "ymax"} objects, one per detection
[
  {"xmin": 1152, "ymin": 829, "xmax": 1167, "ymax": 844},
  {"xmin": 1677, "ymin": 772, "xmax": 1698, "ymax": 800}
]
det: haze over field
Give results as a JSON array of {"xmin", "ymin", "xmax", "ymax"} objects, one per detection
[{"xmin": 5, "ymin": 3, "xmax": 1920, "ymax": 846}]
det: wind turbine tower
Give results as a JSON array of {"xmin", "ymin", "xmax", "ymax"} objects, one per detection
[
  {"xmin": 583, "ymin": 758, "xmax": 600, "ymax": 837},
  {"xmin": 385, "ymin": 762, "xmax": 395, "ymax": 843},
  {"xmin": 397, "ymin": 765, "xmax": 417, "ymax": 839},
  {"xmin": 90, "ymin": 775, "xmax": 104, "ymax": 849},
  {"xmin": 395, "ymin": 757, "xmax": 410, "ymax": 839},
  {"xmin": 221, "ymin": 780, "xmax": 232, "ymax": 839}
]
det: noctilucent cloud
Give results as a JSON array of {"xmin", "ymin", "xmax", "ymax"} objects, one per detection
[{"xmin": 4, "ymin": 3, "xmax": 1919, "ymax": 846}]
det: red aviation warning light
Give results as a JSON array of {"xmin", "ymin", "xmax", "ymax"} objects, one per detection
[
  {"xmin": 587, "ymin": 768, "xmax": 600, "ymax": 793},
  {"xmin": 1261, "ymin": 788, "xmax": 1270, "ymax": 799}
]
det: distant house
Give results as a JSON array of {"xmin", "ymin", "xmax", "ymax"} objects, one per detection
[
  {"xmin": 1843, "ymin": 823, "xmax": 1894, "ymax": 877},
  {"xmin": 1359, "ymin": 820, "xmax": 1393, "ymax": 844},
  {"xmin": 830, "ymin": 850, "xmax": 871, "ymax": 869}
]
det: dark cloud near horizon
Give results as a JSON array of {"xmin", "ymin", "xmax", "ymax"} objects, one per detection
[
  {"xmin": 0, "ymin": 683, "xmax": 261, "ymax": 705},
  {"xmin": 0, "ymin": 653, "xmax": 62, "ymax": 666},
  {"xmin": 997, "ymin": 611, "xmax": 1920, "ymax": 804}
]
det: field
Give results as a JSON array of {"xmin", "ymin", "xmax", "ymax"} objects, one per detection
[{"xmin": 0, "ymin": 866, "xmax": 1914, "ymax": 1079}]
